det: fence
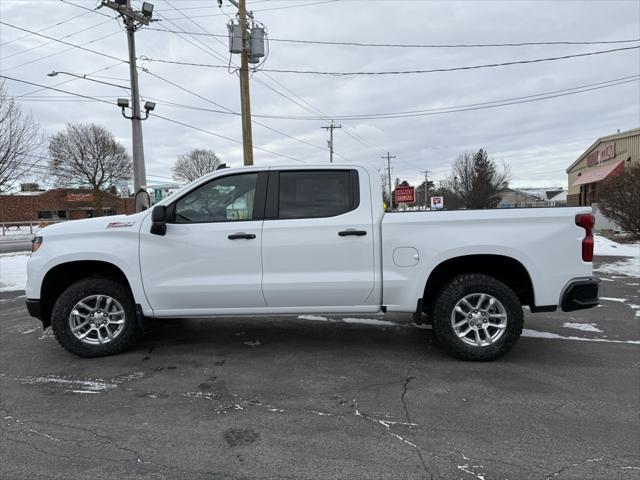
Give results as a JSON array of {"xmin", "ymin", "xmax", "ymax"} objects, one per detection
[{"xmin": 0, "ymin": 220, "xmax": 67, "ymax": 236}]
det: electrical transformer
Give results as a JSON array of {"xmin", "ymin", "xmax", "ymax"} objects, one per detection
[
  {"xmin": 249, "ymin": 27, "xmax": 265, "ymax": 58},
  {"xmin": 228, "ymin": 23, "xmax": 243, "ymax": 54}
]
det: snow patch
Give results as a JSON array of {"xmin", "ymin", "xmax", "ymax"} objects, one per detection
[
  {"xmin": 16, "ymin": 371, "xmax": 145, "ymax": 393},
  {"xmin": 595, "ymin": 257, "xmax": 640, "ymax": 278},
  {"xmin": 297, "ymin": 314, "xmax": 331, "ymax": 322},
  {"xmin": 523, "ymin": 329, "xmax": 640, "ymax": 344},
  {"xmin": 341, "ymin": 317, "xmax": 397, "ymax": 326},
  {"xmin": 0, "ymin": 253, "xmax": 29, "ymax": 292},
  {"xmin": 19, "ymin": 375, "xmax": 116, "ymax": 392},
  {"xmin": 600, "ymin": 297, "xmax": 627, "ymax": 303},
  {"xmin": 562, "ymin": 322, "xmax": 602, "ymax": 333},
  {"xmin": 594, "ymin": 235, "xmax": 640, "ymax": 257}
]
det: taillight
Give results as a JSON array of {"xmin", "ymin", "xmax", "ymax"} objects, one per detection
[
  {"xmin": 31, "ymin": 236, "xmax": 43, "ymax": 254},
  {"xmin": 575, "ymin": 214, "xmax": 594, "ymax": 262}
]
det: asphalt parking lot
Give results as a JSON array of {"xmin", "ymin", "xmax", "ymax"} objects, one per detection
[{"xmin": 1, "ymin": 256, "xmax": 638, "ymax": 480}]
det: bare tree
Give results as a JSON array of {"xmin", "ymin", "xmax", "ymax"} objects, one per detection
[
  {"xmin": 447, "ymin": 149, "xmax": 510, "ymax": 209},
  {"xmin": 0, "ymin": 80, "xmax": 44, "ymax": 192},
  {"xmin": 173, "ymin": 149, "xmax": 221, "ymax": 182},
  {"xmin": 48, "ymin": 123, "xmax": 132, "ymax": 215},
  {"xmin": 598, "ymin": 165, "xmax": 640, "ymax": 238}
]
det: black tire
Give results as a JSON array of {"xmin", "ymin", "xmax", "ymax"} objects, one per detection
[
  {"xmin": 431, "ymin": 274, "xmax": 523, "ymax": 361},
  {"xmin": 51, "ymin": 277, "xmax": 141, "ymax": 357}
]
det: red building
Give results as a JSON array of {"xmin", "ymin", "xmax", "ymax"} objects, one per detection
[{"xmin": 0, "ymin": 186, "xmax": 134, "ymax": 222}]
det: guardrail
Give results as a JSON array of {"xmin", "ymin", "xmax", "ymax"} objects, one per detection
[{"xmin": 0, "ymin": 220, "xmax": 67, "ymax": 236}]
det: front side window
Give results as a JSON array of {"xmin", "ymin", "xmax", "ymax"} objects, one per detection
[
  {"xmin": 174, "ymin": 173, "xmax": 258, "ymax": 223},
  {"xmin": 278, "ymin": 170, "xmax": 356, "ymax": 219}
]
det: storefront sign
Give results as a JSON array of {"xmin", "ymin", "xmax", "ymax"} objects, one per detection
[
  {"xmin": 430, "ymin": 196, "xmax": 444, "ymax": 209},
  {"xmin": 394, "ymin": 186, "xmax": 415, "ymax": 204},
  {"xmin": 66, "ymin": 192, "xmax": 95, "ymax": 202},
  {"xmin": 586, "ymin": 143, "xmax": 615, "ymax": 167}
]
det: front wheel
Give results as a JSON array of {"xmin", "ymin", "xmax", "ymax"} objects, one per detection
[
  {"xmin": 51, "ymin": 278, "xmax": 141, "ymax": 357},
  {"xmin": 431, "ymin": 274, "xmax": 523, "ymax": 361}
]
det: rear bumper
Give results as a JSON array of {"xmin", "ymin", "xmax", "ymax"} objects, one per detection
[
  {"xmin": 26, "ymin": 298, "xmax": 42, "ymax": 319},
  {"xmin": 561, "ymin": 278, "xmax": 599, "ymax": 312}
]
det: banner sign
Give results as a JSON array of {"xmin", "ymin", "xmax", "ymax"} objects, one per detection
[
  {"xmin": 430, "ymin": 196, "xmax": 444, "ymax": 209},
  {"xmin": 394, "ymin": 186, "xmax": 415, "ymax": 204}
]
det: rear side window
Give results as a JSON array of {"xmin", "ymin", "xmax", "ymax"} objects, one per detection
[{"xmin": 277, "ymin": 170, "xmax": 358, "ymax": 219}]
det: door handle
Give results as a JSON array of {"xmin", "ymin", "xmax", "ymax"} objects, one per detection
[
  {"xmin": 228, "ymin": 232, "xmax": 256, "ymax": 240},
  {"xmin": 338, "ymin": 229, "xmax": 367, "ymax": 237}
]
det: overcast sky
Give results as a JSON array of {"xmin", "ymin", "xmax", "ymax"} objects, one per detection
[{"xmin": 1, "ymin": 0, "xmax": 639, "ymax": 189}]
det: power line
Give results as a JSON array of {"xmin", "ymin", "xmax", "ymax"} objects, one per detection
[
  {"xmin": 261, "ymin": 46, "xmax": 640, "ymax": 75},
  {"xmin": 0, "ymin": 9, "xmax": 91, "ymax": 47},
  {"xmin": 58, "ymin": 0, "xmax": 114, "ymax": 19},
  {"xmin": 159, "ymin": 0, "xmax": 339, "ymax": 20},
  {"xmin": 7, "ymin": 72, "xmax": 636, "ymax": 123},
  {"xmin": 0, "ymin": 75, "xmax": 303, "ymax": 164},
  {"xmin": 0, "ymin": 21, "xmax": 127, "ymax": 68},
  {"xmin": 146, "ymin": 27, "xmax": 640, "ymax": 49},
  {"xmin": 140, "ymin": 45, "xmax": 640, "ymax": 76},
  {"xmin": 149, "ymin": 5, "xmax": 327, "ymax": 155},
  {"xmin": 249, "ymin": 75, "xmax": 640, "ymax": 120},
  {"xmin": 1, "ymin": 18, "xmax": 114, "ymax": 61}
]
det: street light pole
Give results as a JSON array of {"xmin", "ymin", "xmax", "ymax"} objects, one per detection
[
  {"xmin": 100, "ymin": 0, "xmax": 154, "ymax": 211},
  {"xmin": 125, "ymin": 12, "xmax": 148, "ymax": 210}
]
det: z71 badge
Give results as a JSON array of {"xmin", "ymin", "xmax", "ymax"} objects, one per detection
[{"xmin": 106, "ymin": 221, "xmax": 136, "ymax": 229}]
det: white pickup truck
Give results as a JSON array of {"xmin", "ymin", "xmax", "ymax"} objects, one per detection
[{"xmin": 26, "ymin": 164, "xmax": 599, "ymax": 360}]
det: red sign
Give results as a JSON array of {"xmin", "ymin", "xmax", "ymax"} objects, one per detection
[
  {"xmin": 66, "ymin": 193, "xmax": 94, "ymax": 202},
  {"xmin": 394, "ymin": 186, "xmax": 415, "ymax": 204},
  {"xmin": 586, "ymin": 143, "xmax": 615, "ymax": 167}
]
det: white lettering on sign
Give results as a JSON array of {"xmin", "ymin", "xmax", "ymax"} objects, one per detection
[{"xmin": 394, "ymin": 186, "xmax": 415, "ymax": 204}]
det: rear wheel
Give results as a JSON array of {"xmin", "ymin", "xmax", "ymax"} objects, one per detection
[
  {"xmin": 431, "ymin": 274, "xmax": 523, "ymax": 361},
  {"xmin": 51, "ymin": 278, "xmax": 141, "ymax": 357}
]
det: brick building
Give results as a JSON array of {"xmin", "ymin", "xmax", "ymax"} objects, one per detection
[{"xmin": 0, "ymin": 186, "xmax": 134, "ymax": 222}]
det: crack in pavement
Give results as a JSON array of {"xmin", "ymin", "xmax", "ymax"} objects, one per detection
[{"xmin": 399, "ymin": 375, "xmax": 434, "ymax": 480}]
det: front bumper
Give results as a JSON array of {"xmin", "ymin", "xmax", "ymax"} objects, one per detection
[
  {"xmin": 561, "ymin": 278, "xmax": 599, "ymax": 312},
  {"xmin": 26, "ymin": 298, "xmax": 42, "ymax": 320}
]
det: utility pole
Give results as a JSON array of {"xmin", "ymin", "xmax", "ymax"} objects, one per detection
[
  {"xmin": 101, "ymin": 0, "xmax": 155, "ymax": 212},
  {"xmin": 423, "ymin": 169, "xmax": 429, "ymax": 210},
  {"xmin": 322, "ymin": 121, "xmax": 341, "ymax": 163},
  {"xmin": 224, "ymin": 0, "xmax": 266, "ymax": 165},
  {"xmin": 382, "ymin": 152, "xmax": 395, "ymax": 208},
  {"xmin": 238, "ymin": 0, "xmax": 254, "ymax": 166}
]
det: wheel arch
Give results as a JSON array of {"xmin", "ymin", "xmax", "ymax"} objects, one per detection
[
  {"xmin": 40, "ymin": 260, "xmax": 134, "ymax": 329},
  {"xmin": 422, "ymin": 254, "xmax": 534, "ymax": 315}
]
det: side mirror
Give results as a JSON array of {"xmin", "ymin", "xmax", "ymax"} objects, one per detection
[{"xmin": 150, "ymin": 205, "xmax": 167, "ymax": 236}]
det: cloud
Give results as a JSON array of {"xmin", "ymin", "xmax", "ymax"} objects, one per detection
[{"xmin": 1, "ymin": 0, "xmax": 638, "ymax": 189}]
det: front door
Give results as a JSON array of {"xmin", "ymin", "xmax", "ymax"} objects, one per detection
[
  {"xmin": 261, "ymin": 168, "xmax": 376, "ymax": 308},
  {"xmin": 139, "ymin": 171, "xmax": 266, "ymax": 314}
]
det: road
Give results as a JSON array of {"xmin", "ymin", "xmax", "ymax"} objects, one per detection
[
  {"xmin": 0, "ymin": 237, "xmax": 32, "ymax": 254},
  {"xmin": 0, "ymin": 257, "xmax": 638, "ymax": 480}
]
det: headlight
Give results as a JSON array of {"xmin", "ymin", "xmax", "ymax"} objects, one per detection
[{"xmin": 31, "ymin": 236, "xmax": 43, "ymax": 253}]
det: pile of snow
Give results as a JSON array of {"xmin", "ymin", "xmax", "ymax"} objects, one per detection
[
  {"xmin": 0, "ymin": 253, "xmax": 29, "ymax": 292},
  {"xmin": 594, "ymin": 235, "xmax": 639, "ymax": 257},
  {"xmin": 593, "ymin": 235, "xmax": 640, "ymax": 278}
]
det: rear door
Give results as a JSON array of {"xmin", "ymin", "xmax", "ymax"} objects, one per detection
[{"xmin": 261, "ymin": 167, "xmax": 376, "ymax": 308}]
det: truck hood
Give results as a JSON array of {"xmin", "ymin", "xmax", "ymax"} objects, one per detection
[{"xmin": 39, "ymin": 211, "xmax": 149, "ymax": 237}]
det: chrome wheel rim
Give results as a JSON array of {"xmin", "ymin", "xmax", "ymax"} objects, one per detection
[
  {"xmin": 68, "ymin": 295, "xmax": 126, "ymax": 345},
  {"xmin": 451, "ymin": 293, "xmax": 507, "ymax": 347}
]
